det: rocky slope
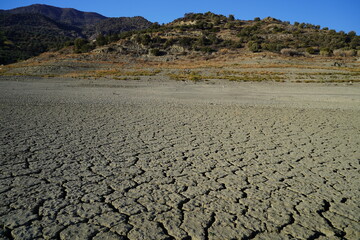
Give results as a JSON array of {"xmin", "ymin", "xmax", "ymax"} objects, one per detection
[{"xmin": 100, "ymin": 13, "xmax": 359, "ymax": 58}]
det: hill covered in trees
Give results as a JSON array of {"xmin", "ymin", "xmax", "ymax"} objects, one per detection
[
  {"xmin": 87, "ymin": 12, "xmax": 359, "ymax": 59},
  {"xmin": 1, "ymin": 4, "xmax": 107, "ymax": 28},
  {"xmin": 0, "ymin": 12, "xmax": 83, "ymax": 64},
  {"xmin": 0, "ymin": 4, "xmax": 152, "ymax": 64},
  {"xmin": 83, "ymin": 17, "xmax": 153, "ymax": 39},
  {"xmin": 1, "ymin": 6, "xmax": 359, "ymax": 65}
]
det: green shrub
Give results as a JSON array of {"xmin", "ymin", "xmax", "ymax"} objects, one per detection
[
  {"xmin": 280, "ymin": 48, "xmax": 304, "ymax": 56},
  {"xmin": 64, "ymin": 40, "xmax": 74, "ymax": 46},
  {"xmin": 248, "ymin": 41, "xmax": 261, "ymax": 52},
  {"xmin": 272, "ymin": 26, "xmax": 285, "ymax": 33},
  {"xmin": 96, "ymin": 34, "xmax": 108, "ymax": 46},
  {"xmin": 74, "ymin": 38, "xmax": 93, "ymax": 53},
  {"xmin": 150, "ymin": 22, "xmax": 161, "ymax": 29},
  {"xmin": 333, "ymin": 49, "xmax": 357, "ymax": 57},
  {"xmin": 199, "ymin": 47, "xmax": 216, "ymax": 53},
  {"xmin": 196, "ymin": 36, "xmax": 212, "ymax": 46},
  {"xmin": 350, "ymin": 36, "xmax": 360, "ymax": 49},
  {"xmin": 195, "ymin": 21, "xmax": 214, "ymax": 30},
  {"xmin": 136, "ymin": 34, "xmax": 152, "ymax": 45},
  {"xmin": 320, "ymin": 48, "xmax": 332, "ymax": 56},
  {"xmin": 107, "ymin": 34, "xmax": 120, "ymax": 42},
  {"xmin": 261, "ymin": 43, "xmax": 284, "ymax": 53},
  {"xmin": 149, "ymin": 48, "xmax": 162, "ymax": 56},
  {"xmin": 164, "ymin": 39, "xmax": 176, "ymax": 48},
  {"xmin": 306, "ymin": 47, "xmax": 318, "ymax": 55},
  {"xmin": 220, "ymin": 40, "xmax": 242, "ymax": 49},
  {"xmin": 119, "ymin": 31, "xmax": 135, "ymax": 39},
  {"xmin": 237, "ymin": 25, "xmax": 261, "ymax": 37}
]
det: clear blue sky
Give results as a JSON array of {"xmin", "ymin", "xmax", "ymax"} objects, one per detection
[{"xmin": 1, "ymin": 0, "xmax": 359, "ymax": 34}]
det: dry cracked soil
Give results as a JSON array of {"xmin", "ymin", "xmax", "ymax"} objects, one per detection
[{"xmin": 0, "ymin": 78, "xmax": 359, "ymax": 240}]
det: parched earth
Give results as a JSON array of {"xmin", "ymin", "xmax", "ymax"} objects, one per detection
[{"xmin": 0, "ymin": 79, "xmax": 359, "ymax": 239}]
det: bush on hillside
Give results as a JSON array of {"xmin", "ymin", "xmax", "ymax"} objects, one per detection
[
  {"xmin": 320, "ymin": 48, "xmax": 332, "ymax": 56},
  {"xmin": 96, "ymin": 34, "xmax": 108, "ymax": 46},
  {"xmin": 135, "ymin": 34, "xmax": 151, "ymax": 45},
  {"xmin": 306, "ymin": 47, "xmax": 319, "ymax": 55},
  {"xmin": 248, "ymin": 41, "xmax": 261, "ymax": 52},
  {"xmin": 149, "ymin": 48, "xmax": 162, "ymax": 56},
  {"xmin": 261, "ymin": 43, "xmax": 284, "ymax": 53},
  {"xmin": 178, "ymin": 37, "xmax": 196, "ymax": 48},
  {"xmin": 350, "ymin": 36, "xmax": 360, "ymax": 49},
  {"xmin": 74, "ymin": 38, "xmax": 94, "ymax": 53},
  {"xmin": 280, "ymin": 48, "xmax": 304, "ymax": 56},
  {"xmin": 333, "ymin": 49, "xmax": 357, "ymax": 57}
]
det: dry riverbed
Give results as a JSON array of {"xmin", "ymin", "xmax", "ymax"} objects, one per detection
[{"xmin": 0, "ymin": 77, "xmax": 359, "ymax": 239}]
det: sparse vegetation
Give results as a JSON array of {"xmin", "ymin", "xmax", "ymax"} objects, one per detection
[
  {"xmin": 166, "ymin": 69, "xmax": 287, "ymax": 82},
  {"xmin": 149, "ymin": 48, "xmax": 162, "ymax": 56},
  {"xmin": 74, "ymin": 38, "xmax": 94, "ymax": 53},
  {"xmin": 248, "ymin": 41, "xmax": 261, "ymax": 52},
  {"xmin": 96, "ymin": 34, "xmax": 108, "ymax": 46},
  {"xmin": 333, "ymin": 49, "xmax": 357, "ymax": 57},
  {"xmin": 1, "ymin": 7, "xmax": 360, "ymax": 65},
  {"xmin": 104, "ymin": 12, "xmax": 359, "ymax": 58},
  {"xmin": 280, "ymin": 48, "xmax": 305, "ymax": 57},
  {"xmin": 92, "ymin": 69, "xmax": 162, "ymax": 78}
]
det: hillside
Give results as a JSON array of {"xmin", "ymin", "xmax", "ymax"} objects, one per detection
[
  {"xmin": 91, "ymin": 12, "xmax": 359, "ymax": 59},
  {"xmin": 83, "ymin": 16, "xmax": 153, "ymax": 39},
  {"xmin": 0, "ymin": 4, "xmax": 153, "ymax": 64},
  {"xmin": 0, "ymin": 13, "xmax": 83, "ymax": 64},
  {"xmin": 1, "ymin": 8, "xmax": 360, "ymax": 65},
  {"xmin": 2, "ymin": 4, "xmax": 107, "ymax": 28}
]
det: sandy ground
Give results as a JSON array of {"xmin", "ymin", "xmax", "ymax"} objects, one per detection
[{"xmin": 0, "ymin": 77, "xmax": 359, "ymax": 239}]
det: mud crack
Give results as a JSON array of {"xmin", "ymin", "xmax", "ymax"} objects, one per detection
[
  {"xmin": 317, "ymin": 200, "xmax": 346, "ymax": 238},
  {"xmin": 204, "ymin": 212, "xmax": 216, "ymax": 240}
]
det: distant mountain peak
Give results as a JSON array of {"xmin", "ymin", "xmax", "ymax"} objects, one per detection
[
  {"xmin": 5, "ymin": 4, "xmax": 107, "ymax": 28},
  {"xmin": 0, "ymin": 4, "xmax": 154, "ymax": 64}
]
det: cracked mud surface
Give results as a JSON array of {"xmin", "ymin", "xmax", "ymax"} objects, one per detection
[{"xmin": 1, "ymin": 79, "xmax": 360, "ymax": 239}]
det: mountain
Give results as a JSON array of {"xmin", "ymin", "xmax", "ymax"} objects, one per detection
[
  {"xmin": 84, "ymin": 17, "xmax": 153, "ymax": 38},
  {"xmin": 75, "ymin": 12, "xmax": 358, "ymax": 61},
  {"xmin": 0, "ymin": 4, "xmax": 154, "ymax": 64},
  {"xmin": 0, "ymin": 13, "xmax": 83, "ymax": 64},
  {"xmin": 3, "ymin": 4, "xmax": 107, "ymax": 28},
  {"xmin": 1, "ymin": 7, "xmax": 359, "ymax": 65}
]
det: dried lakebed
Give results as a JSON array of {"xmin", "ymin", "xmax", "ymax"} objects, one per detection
[{"xmin": 0, "ymin": 78, "xmax": 359, "ymax": 239}]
